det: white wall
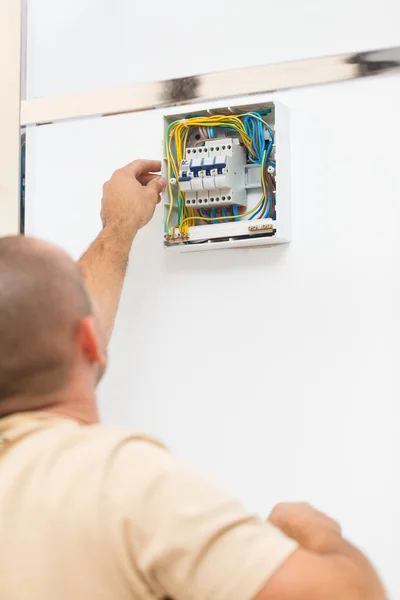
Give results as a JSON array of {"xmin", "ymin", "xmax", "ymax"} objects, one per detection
[
  {"xmin": 26, "ymin": 1, "xmax": 400, "ymax": 597},
  {"xmin": 27, "ymin": 0, "xmax": 400, "ymax": 97}
]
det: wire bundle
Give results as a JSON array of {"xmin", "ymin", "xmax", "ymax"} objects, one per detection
[{"xmin": 165, "ymin": 111, "xmax": 275, "ymax": 236}]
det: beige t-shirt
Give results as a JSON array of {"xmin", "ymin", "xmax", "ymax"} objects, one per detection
[{"xmin": 0, "ymin": 413, "xmax": 297, "ymax": 600}]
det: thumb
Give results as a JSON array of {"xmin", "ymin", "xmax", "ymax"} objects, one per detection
[{"xmin": 147, "ymin": 176, "xmax": 166, "ymax": 195}]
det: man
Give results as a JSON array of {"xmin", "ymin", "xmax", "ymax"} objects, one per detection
[{"xmin": 0, "ymin": 159, "xmax": 386, "ymax": 600}]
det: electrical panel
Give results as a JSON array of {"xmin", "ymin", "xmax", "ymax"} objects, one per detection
[{"xmin": 162, "ymin": 98, "xmax": 290, "ymax": 252}]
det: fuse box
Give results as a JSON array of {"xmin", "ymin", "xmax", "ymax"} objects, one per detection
[{"xmin": 162, "ymin": 98, "xmax": 290, "ymax": 252}]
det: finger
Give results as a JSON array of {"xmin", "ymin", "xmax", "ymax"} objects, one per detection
[
  {"xmin": 138, "ymin": 173, "xmax": 161, "ymax": 186},
  {"xmin": 124, "ymin": 159, "xmax": 162, "ymax": 178},
  {"xmin": 147, "ymin": 177, "xmax": 166, "ymax": 196}
]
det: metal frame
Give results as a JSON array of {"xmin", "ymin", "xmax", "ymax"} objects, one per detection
[
  {"xmin": 0, "ymin": 0, "xmax": 23, "ymax": 236},
  {"xmin": 21, "ymin": 45, "xmax": 400, "ymax": 126}
]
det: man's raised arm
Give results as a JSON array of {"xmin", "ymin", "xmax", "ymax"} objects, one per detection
[{"xmin": 78, "ymin": 160, "xmax": 165, "ymax": 341}]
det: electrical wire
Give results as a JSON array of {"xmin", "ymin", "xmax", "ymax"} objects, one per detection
[
  {"xmin": 194, "ymin": 137, "xmax": 226, "ymax": 147},
  {"xmin": 169, "ymin": 149, "xmax": 268, "ymax": 234},
  {"xmin": 175, "ymin": 192, "xmax": 265, "ymax": 234},
  {"xmin": 249, "ymin": 150, "xmax": 269, "ymax": 220},
  {"xmin": 165, "ymin": 112, "xmax": 275, "ymax": 235}
]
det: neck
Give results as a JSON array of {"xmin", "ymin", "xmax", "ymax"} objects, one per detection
[
  {"xmin": 46, "ymin": 394, "xmax": 99, "ymax": 425},
  {"xmin": 0, "ymin": 376, "xmax": 99, "ymax": 425}
]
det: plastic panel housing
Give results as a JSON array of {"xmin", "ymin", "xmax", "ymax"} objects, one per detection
[{"xmin": 162, "ymin": 96, "xmax": 291, "ymax": 252}]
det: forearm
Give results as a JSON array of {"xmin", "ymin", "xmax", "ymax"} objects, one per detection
[
  {"xmin": 79, "ymin": 225, "xmax": 136, "ymax": 341},
  {"xmin": 77, "ymin": 160, "xmax": 164, "ymax": 341}
]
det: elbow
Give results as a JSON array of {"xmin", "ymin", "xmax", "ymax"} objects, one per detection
[{"xmin": 333, "ymin": 555, "xmax": 387, "ymax": 600}]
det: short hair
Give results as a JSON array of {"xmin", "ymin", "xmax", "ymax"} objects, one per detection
[{"xmin": 0, "ymin": 236, "xmax": 92, "ymax": 405}]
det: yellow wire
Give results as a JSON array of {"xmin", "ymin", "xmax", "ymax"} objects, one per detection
[
  {"xmin": 237, "ymin": 112, "xmax": 274, "ymax": 135},
  {"xmin": 172, "ymin": 150, "xmax": 267, "ymax": 235},
  {"xmin": 175, "ymin": 195, "xmax": 265, "ymax": 235},
  {"xmin": 260, "ymin": 151, "xmax": 268, "ymax": 204},
  {"xmin": 165, "ymin": 116, "xmax": 269, "ymax": 234},
  {"xmin": 180, "ymin": 115, "xmax": 254, "ymax": 154},
  {"xmin": 165, "ymin": 141, "xmax": 176, "ymax": 230},
  {"xmin": 165, "ymin": 123, "xmax": 186, "ymax": 231},
  {"xmin": 181, "ymin": 128, "xmax": 197, "ymax": 226}
]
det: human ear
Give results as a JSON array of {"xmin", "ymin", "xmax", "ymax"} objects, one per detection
[{"xmin": 77, "ymin": 316, "xmax": 106, "ymax": 367}]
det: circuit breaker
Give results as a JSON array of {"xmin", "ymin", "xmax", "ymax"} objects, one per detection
[
  {"xmin": 177, "ymin": 140, "xmax": 247, "ymax": 208},
  {"xmin": 162, "ymin": 98, "xmax": 290, "ymax": 252}
]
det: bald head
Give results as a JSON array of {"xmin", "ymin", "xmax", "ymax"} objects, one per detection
[{"xmin": 0, "ymin": 236, "xmax": 92, "ymax": 410}]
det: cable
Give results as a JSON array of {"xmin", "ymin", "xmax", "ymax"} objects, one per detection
[
  {"xmin": 165, "ymin": 113, "xmax": 275, "ymax": 235},
  {"xmin": 249, "ymin": 150, "xmax": 268, "ymax": 220},
  {"xmin": 173, "ymin": 194, "xmax": 265, "ymax": 235},
  {"xmin": 194, "ymin": 136, "xmax": 226, "ymax": 147},
  {"xmin": 265, "ymin": 171, "xmax": 276, "ymax": 218}
]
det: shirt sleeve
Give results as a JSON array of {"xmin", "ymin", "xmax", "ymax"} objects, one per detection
[{"xmin": 107, "ymin": 438, "xmax": 298, "ymax": 600}]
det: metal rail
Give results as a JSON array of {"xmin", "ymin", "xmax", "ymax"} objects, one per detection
[{"xmin": 21, "ymin": 46, "xmax": 400, "ymax": 127}]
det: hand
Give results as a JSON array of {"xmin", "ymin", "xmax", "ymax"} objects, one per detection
[
  {"xmin": 268, "ymin": 502, "xmax": 342, "ymax": 553},
  {"xmin": 101, "ymin": 160, "xmax": 166, "ymax": 236}
]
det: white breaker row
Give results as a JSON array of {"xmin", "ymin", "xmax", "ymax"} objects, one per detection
[{"xmin": 172, "ymin": 139, "xmax": 247, "ymax": 208}]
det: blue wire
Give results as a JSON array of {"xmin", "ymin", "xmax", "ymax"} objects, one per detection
[
  {"xmin": 221, "ymin": 207, "xmax": 228, "ymax": 222},
  {"xmin": 264, "ymin": 123, "xmax": 274, "ymax": 138},
  {"xmin": 250, "ymin": 185, "xmax": 272, "ymax": 221},
  {"xmin": 244, "ymin": 115, "xmax": 261, "ymax": 163},
  {"xmin": 257, "ymin": 120, "xmax": 264, "ymax": 157},
  {"xmin": 201, "ymin": 208, "xmax": 218, "ymax": 224},
  {"xmin": 196, "ymin": 114, "xmax": 275, "ymax": 224},
  {"xmin": 243, "ymin": 112, "xmax": 274, "ymax": 166},
  {"xmin": 266, "ymin": 186, "xmax": 271, "ymax": 217},
  {"xmin": 242, "ymin": 113, "xmax": 276, "ymax": 221},
  {"xmin": 249, "ymin": 198, "xmax": 265, "ymax": 220},
  {"xmin": 265, "ymin": 139, "xmax": 273, "ymax": 160}
]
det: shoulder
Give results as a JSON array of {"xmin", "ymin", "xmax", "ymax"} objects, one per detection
[
  {"xmin": 85, "ymin": 423, "xmax": 167, "ymax": 453},
  {"xmin": 35, "ymin": 420, "xmax": 171, "ymax": 487},
  {"xmin": 70, "ymin": 423, "xmax": 171, "ymax": 474},
  {"xmin": 92, "ymin": 425, "xmax": 176, "ymax": 483}
]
